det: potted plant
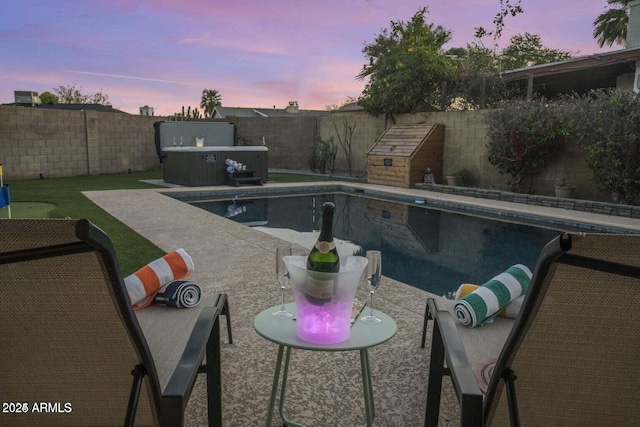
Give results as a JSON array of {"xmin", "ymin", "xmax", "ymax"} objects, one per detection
[
  {"xmin": 554, "ymin": 178, "xmax": 575, "ymax": 198},
  {"xmin": 446, "ymin": 169, "xmax": 472, "ymax": 187},
  {"xmin": 445, "ymin": 172, "xmax": 463, "ymax": 186}
]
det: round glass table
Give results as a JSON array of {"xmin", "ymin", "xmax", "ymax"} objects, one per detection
[{"xmin": 254, "ymin": 302, "xmax": 397, "ymax": 427}]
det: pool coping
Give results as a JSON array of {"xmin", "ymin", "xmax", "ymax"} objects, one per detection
[
  {"xmin": 415, "ymin": 182, "xmax": 640, "ymax": 219},
  {"xmin": 160, "ymin": 181, "xmax": 640, "ymax": 234}
]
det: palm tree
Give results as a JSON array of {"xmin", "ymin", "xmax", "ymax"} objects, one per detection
[
  {"xmin": 200, "ymin": 89, "xmax": 222, "ymax": 118},
  {"xmin": 593, "ymin": 0, "xmax": 630, "ymax": 48}
]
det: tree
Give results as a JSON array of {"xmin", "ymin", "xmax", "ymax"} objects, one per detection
[
  {"xmin": 499, "ymin": 33, "xmax": 573, "ymax": 70},
  {"xmin": 356, "ymin": 7, "xmax": 455, "ymax": 116},
  {"xmin": 441, "ymin": 43, "xmax": 509, "ymax": 110},
  {"xmin": 474, "ymin": 0, "xmax": 524, "ymax": 50},
  {"xmin": 593, "ymin": 0, "xmax": 630, "ymax": 48},
  {"xmin": 200, "ymin": 89, "xmax": 221, "ymax": 118},
  {"xmin": 433, "ymin": 1, "xmax": 524, "ymax": 110},
  {"xmin": 53, "ymin": 83, "xmax": 110, "ymax": 105},
  {"xmin": 442, "ymin": 33, "xmax": 572, "ymax": 109},
  {"xmin": 466, "ymin": 3, "xmax": 570, "ymax": 73},
  {"xmin": 39, "ymin": 91, "xmax": 58, "ymax": 104},
  {"xmin": 90, "ymin": 90, "xmax": 110, "ymax": 105}
]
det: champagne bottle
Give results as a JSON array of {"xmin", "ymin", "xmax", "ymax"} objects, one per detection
[{"xmin": 305, "ymin": 202, "xmax": 340, "ymax": 305}]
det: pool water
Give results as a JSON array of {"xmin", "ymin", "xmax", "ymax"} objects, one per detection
[{"xmin": 188, "ymin": 193, "xmax": 565, "ymax": 296}]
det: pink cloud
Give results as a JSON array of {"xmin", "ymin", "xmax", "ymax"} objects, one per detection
[{"xmin": 178, "ymin": 36, "xmax": 289, "ymax": 55}]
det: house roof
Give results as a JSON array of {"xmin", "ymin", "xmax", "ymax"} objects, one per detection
[
  {"xmin": 499, "ymin": 46, "xmax": 640, "ymax": 97},
  {"xmin": 336, "ymin": 101, "xmax": 367, "ymax": 113},
  {"xmin": 2, "ymin": 102, "xmax": 128, "ymax": 113},
  {"xmin": 368, "ymin": 124, "xmax": 439, "ymax": 157},
  {"xmin": 213, "ymin": 106, "xmax": 330, "ymax": 118}
]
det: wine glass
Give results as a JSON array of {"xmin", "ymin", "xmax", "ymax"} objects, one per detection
[
  {"xmin": 273, "ymin": 246, "xmax": 293, "ymax": 318},
  {"xmin": 361, "ymin": 250, "xmax": 382, "ymax": 324}
]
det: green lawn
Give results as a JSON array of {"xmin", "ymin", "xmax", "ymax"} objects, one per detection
[
  {"xmin": 0, "ymin": 170, "xmax": 324, "ymax": 274},
  {"xmin": 1, "ymin": 171, "xmax": 167, "ymax": 275},
  {"xmin": 0, "ymin": 202, "xmax": 56, "ymax": 218}
]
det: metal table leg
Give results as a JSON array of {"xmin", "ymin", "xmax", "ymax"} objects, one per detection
[
  {"xmin": 279, "ymin": 346, "xmax": 291, "ymax": 422},
  {"xmin": 268, "ymin": 345, "xmax": 376, "ymax": 427},
  {"xmin": 266, "ymin": 345, "xmax": 285, "ymax": 427},
  {"xmin": 279, "ymin": 347, "xmax": 305, "ymax": 427},
  {"xmin": 360, "ymin": 348, "xmax": 375, "ymax": 427},
  {"xmin": 266, "ymin": 346, "xmax": 305, "ymax": 427}
]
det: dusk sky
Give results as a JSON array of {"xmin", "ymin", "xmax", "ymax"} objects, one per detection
[{"xmin": 0, "ymin": 0, "xmax": 620, "ymax": 116}]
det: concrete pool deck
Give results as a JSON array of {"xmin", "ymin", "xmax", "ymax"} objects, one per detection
[{"xmin": 83, "ymin": 182, "xmax": 639, "ymax": 426}]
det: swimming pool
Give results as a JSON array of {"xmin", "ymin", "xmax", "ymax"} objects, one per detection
[{"xmin": 179, "ymin": 192, "xmax": 575, "ymax": 296}]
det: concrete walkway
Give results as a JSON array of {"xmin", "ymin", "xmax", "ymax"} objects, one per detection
[{"xmin": 83, "ymin": 182, "xmax": 639, "ymax": 426}]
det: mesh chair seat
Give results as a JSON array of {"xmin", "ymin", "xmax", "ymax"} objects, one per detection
[
  {"xmin": 0, "ymin": 219, "xmax": 231, "ymax": 426},
  {"xmin": 424, "ymin": 232, "xmax": 640, "ymax": 427}
]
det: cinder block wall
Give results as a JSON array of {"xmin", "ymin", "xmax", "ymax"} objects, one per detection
[
  {"xmin": 223, "ymin": 114, "xmax": 386, "ymax": 174},
  {"xmin": 0, "ymin": 105, "xmax": 607, "ymax": 201},
  {"xmin": 394, "ymin": 111, "xmax": 500, "ymax": 188},
  {"xmin": 90, "ymin": 110, "xmax": 159, "ymax": 174},
  {"xmin": 1, "ymin": 106, "xmax": 88, "ymax": 179},
  {"xmin": 317, "ymin": 113, "xmax": 386, "ymax": 176},
  {"xmin": 223, "ymin": 113, "xmax": 386, "ymax": 175},
  {"xmin": 229, "ymin": 116, "xmax": 318, "ymax": 170},
  {"xmin": 0, "ymin": 106, "xmax": 160, "ymax": 180},
  {"xmin": 394, "ymin": 111, "xmax": 599, "ymax": 200}
]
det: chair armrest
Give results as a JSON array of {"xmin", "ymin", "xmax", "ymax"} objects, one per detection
[
  {"xmin": 431, "ymin": 299, "xmax": 482, "ymax": 398},
  {"xmin": 160, "ymin": 293, "xmax": 228, "ymax": 427},
  {"xmin": 426, "ymin": 298, "xmax": 483, "ymax": 427}
]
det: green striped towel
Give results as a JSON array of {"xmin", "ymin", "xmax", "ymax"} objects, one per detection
[{"xmin": 454, "ymin": 264, "xmax": 532, "ymax": 327}]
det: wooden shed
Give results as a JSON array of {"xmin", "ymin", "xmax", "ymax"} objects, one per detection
[{"xmin": 367, "ymin": 124, "xmax": 445, "ymax": 188}]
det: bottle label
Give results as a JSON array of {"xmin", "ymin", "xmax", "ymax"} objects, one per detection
[
  {"xmin": 314, "ymin": 240, "xmax": 335, "ymax": 254},
  {"xmin": 306, "ymin": 276, "xmax": 334, "ymax": 301}
]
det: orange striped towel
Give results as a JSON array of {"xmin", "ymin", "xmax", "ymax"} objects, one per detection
[
  {"xmin": 455, "ymin": 283, "xmax": 524, "ymax": 320},
  {"xmin": 124, "ymin": 248, "xmax": 194, "ymax": 310}
]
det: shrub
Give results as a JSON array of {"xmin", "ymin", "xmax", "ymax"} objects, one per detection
[
  {"xmin": 308, "ymin": 135, "xmax": 337, "ymax": 174},
  {"xmin": 564, "ymin": 89, "xmax": 640, "ymax": 205},
  {"xmin": 485, "ymin": 98, "xmax": 568, "ymax": 192}
]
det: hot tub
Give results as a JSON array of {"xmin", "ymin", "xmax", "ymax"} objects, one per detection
[
  {"xmin": 154, "ymin": 121, "xmax": 268, "ymax": 186},
  {"xmin": 161, "ymin": 146, "xmax": 268, "ymax": 186}
]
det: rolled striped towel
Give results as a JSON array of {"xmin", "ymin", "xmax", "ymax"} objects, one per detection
[
  {"xmin": 455, "ymin": 283, "xmax": 524, "ymax": 319},
  {"xmin": 154, "ymin": 280, "xmax": 201, "ymax": 308},
  {"xmin": 454, "ymin": 264, "xmax": 532, "ymax": 327},
  {"xmin": 124, "ymin": 248, "xmax": 194, "ymax": 310}
]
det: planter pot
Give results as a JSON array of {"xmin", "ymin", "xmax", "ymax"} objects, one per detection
[
  {"xmin": 446, "ymin": 175, "xmax": 462, "ymax": 186},
  {"xmin": 554, "ymin": 185, "xmax": 574, "ymax": 198}
]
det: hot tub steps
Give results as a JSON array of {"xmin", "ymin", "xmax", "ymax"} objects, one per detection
[{"xmin": 226, "ymin": 171, "xmax": 263, "ymax": 187}]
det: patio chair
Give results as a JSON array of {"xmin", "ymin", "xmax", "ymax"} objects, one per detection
[
  {"xmin": 0, "ymin": 218, "xmax": 232, "ymax": 427},
  {"xmin": 424, "ymin": 232, "xmax": 640, "ymax": 427}
]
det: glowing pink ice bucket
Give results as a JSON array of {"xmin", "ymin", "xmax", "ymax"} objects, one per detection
[{"xmin": 284, "ymin": 256, "xmax": 368, "ymax": 344}]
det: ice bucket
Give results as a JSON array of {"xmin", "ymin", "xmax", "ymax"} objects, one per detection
[{"xmin": 283, "ymin": 256, "xmax": 368, "ymax": 344}]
